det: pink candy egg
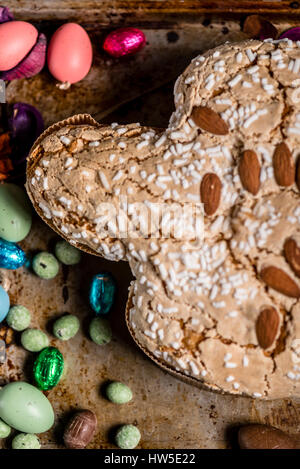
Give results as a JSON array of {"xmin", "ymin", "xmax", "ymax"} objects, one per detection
[
  {"xmin": 103, "ymin": 28, "xmax": 146, "ymax": 58},
  {"xmin": 47, "ymin": 23, "xmax": 93, "ymax": 84},
  {"xmin": 0, "ymin": 21, "xmax": 38, "ymax": 71}
]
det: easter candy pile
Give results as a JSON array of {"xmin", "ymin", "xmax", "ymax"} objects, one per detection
[
  {"xmin": 0, "ymin": 177, "xmax": 139, "ymax": 448},
  {"xmin": 0, "ymin": 8, "xmax": 149, "ymax": 182},
  {"xmin": 0, "ymin": 6, "xmax": 94, "ymax": 85}
]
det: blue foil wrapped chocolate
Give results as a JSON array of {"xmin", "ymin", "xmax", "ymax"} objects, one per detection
[
  {"xmin": 89, "ymin": 272, "xmax": 116, "ymax": 315},
  {"xmin": 0, "ymin": 238, "xmax": 26, "ymax": 269}
]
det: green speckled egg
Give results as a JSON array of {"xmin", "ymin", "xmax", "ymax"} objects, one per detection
[
  {"xmin": 106, "ymin": 381, "xmax": 133, "ymax": 404},
  {"xmin": 12, "ymin": 433, "xmax": 41, "ymax": 449},
  {"xmin": 115, "ymin": 424, "xmax": 141, "ymax": 449},
  {"xmin": 0, "ymin": 184, "xmax": 32, "ymax": 242},
  {"xmin": 0, "ymin": 382, "xmax": 54, "ymax": 433}
]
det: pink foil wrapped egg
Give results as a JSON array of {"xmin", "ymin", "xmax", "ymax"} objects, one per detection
[
  {"xmin": 47, "ymin": 23, "xmax": 93, "ymax": 85},
  {"xmin": 103, "ymin": 27, "xmax": 146, "ymax": 58},
  {"xmin": 0, "ymin": 21, "xmax": 38, "ymax": 71}
]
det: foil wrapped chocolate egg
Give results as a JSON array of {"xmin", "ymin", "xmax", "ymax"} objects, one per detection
[
  {"xmin": 33, "ymin": 346, "xmax": 64, "ymax": 391},
  {"xmin": 279, "ymin": 27, "xmax": 300, "ymax": 41},
  {"xmin": 103, "ymin": 27, "xmax": 146, "ymax": 58},
  {"xmin": 89, "ymin": 272, "xmax": 116, "ymax": 315},
  {"xmin": 0, "ymin": 238, "xmax": 26, "ymax": 269}
]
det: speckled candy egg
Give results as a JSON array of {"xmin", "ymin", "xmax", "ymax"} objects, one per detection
[
  {"xmin": 0, "ymin": 382, "xmax": 54, "ymax": 433},
  {"xmin": 47, "ymin": 23, "xmax": 93, "ymax": 84},
  {"xmin": 0, "ymin": 21, "xmax": 38, "ymax": 71},
  {"xmin": 0, "ymin": 184, "xmax": 32, "ymax": 242}
]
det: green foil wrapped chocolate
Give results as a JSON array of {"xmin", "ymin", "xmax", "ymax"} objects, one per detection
[
  {"xmin": 33, "ymin": 346, "xmax": 64, "ymax": 391},
  {"xmin": 89, "ymin": 272, "xmax": 116, "ymax": 315}
]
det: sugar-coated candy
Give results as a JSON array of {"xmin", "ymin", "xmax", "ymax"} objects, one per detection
[
  {"xmin": 0, "ymin": 238, "xmax": 27, "ymax": 269},
  {"xmin": 89, "ymin": 317, "xmax": 112, "ymax": 345},
  {"xmin": 115, "ymin": 424, "xmax": 141, "ymax": 449},
  {"xmin": 54, "ymin": 240, "xmax": 81, "ymax": 265},
  {"xmin": 0, "ymin": 381, "xmax": 54, "ymax": 433},
  {"xmin": 21, "ymin": 328, "xmax": 49, "ymax": 352},
  {"xmin": 89, "ymin": 272, "xmax": 116, "ymax": 315},
  {"xmin": 12, "ymin": 433, "xmax": 41, "ymax": 449},
  {"xmin": 33, "ymin": 346, "xmax": 64, "ymax": 391},
  {"xmin": 106, "ymin": 381, "xmax": 133, "ymax": 404},
  {"xmin": 32, "ymin": 251, "xmax": 59, "ymax": 279},
  {"xmin": 53, "ymin": 314, "xmax": 80, "ymax": 341},
  {"xmin": 6, "ymin": 305, "xmax": 31, "ymax": 331}
]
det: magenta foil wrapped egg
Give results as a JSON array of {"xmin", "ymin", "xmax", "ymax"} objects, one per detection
[
  {"xmin": 279, "ymin": 27, "xmax": 300, "ymax": 42},
  {"xmin": 103, "ymin": 27, "xmax": 146, "ymax": 58}
]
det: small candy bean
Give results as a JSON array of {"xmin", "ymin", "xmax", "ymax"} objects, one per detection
[
  {"xmin": 6, "ymin": 305, "xmax": 31, "ymax": 331},
  {"xmin": 53, "ymin": 314, "xmax": 80, "ymax": 341},
  {"xmin": 12, "ymin": 433, "xmax": 41, "ymax": 449},
  {"xmin": 89, "ymin": 317, "xmax": 112, "ymax": 345},
  {"xmin": 106, "ymin": 382, "xmax": 133, "ymax": 404},
  {"xmin": 21, "ymin": 328, "xmax": 49, "ymax": 352},
  {"xmin": 115, "ymin": 424, "xmax": 141, "ymax": 449},
  {"xmin": 63, "ymin": 410, "xmax": 97, "ymax": 449},
  {"xmin": 54, "ymin": 240, "xmax": 81, "ymax": 265},
  {"xmin": 32, "ymin": 252, "xmax": 59, "ymax": 279},
  {"xmin": 0, "ymin": 418, "xmax": 11, "ymax": 438}
]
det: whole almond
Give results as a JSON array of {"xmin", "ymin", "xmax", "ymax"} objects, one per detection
[
  {"xmin": 200, "ymin": 173, "xmax": 222, "ymax": 216},
  {"xmin": 191, "ymin": 106, "xmax": 229, "ymax": 135},
  {"xmin": 273, "ymin": 142, "xmax": 295, "ymax": 187},
  {"xmin": 238, "ymin": 150, "xmax": 261, "ymax": 195},
  {"xmin": 256, "ymin": 307, "xmax": 279, "ymax": 349},
  {"xmin": 238, "ymin": 424, "xmax": 297, "ymax": 449},
  {"xmin": 243, "ymin": 15, "xmax": 278, "ymax": 40},
  {"xmin": 284, "ymin": 238, "xmax": 300, "ymax": 278},
  {"xmin": 260, "ymin": 266, "xmax": 300, "ymax": 298}
]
